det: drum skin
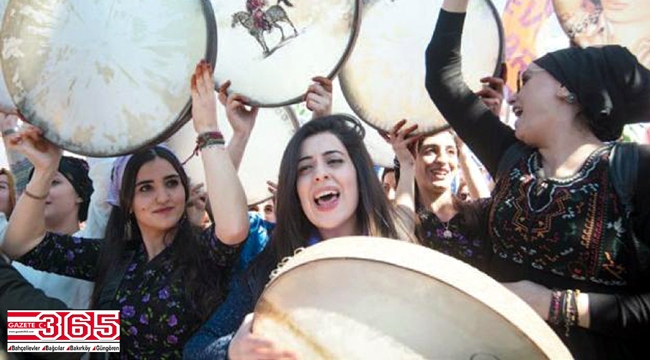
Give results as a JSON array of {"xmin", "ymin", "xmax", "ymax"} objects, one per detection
[
  {"xmin": 339, "ymin": 0, "xmax": 504, "ymax": 135},
  {"xmin": 210, "ymin": 0, "xmax": 360, "ymax": 107},
  {"xmin": 165, "ymin": 104, "xmax": 298, "ymax": 206},
  {"xmin": 0, "ymin": 0, "xmax": 14, "ymax": 112},
  {"xmin": 254, "ymin": 237, "xmax": 572, "ymax": 360},
  {"xmin": 0, "ymin": 0, "xmax": 217, "ymax": 156}
]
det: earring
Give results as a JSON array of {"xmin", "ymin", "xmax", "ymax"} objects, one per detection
[
  {"xmin": 125, "ymin": 215, "xmax": 133, "ymax": 240},
  {"xmin": 566, "ymin": 93, "xmax": 576, "ymax": 104}
]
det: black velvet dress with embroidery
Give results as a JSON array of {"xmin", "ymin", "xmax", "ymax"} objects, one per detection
[{"xmin": 426, "ymin": 10, "xmax": 650, "ymax": 359}]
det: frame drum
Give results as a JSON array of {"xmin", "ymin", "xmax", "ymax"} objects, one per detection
[
  {"xmin": 210, "ymin": 0, "xmax": 360, "ymax": 107},
  {"xmin": 339, "ymin": 0, "xmax": 504, "ymax": 135},
  {"xmin": 0, "ymin": 0, "xmax": 14, "ymax": 112},
  {"xmin": 0, "ymin": 0, "xmax": 217, "ymax": 156},
  {"xmin": 166, "ymin": 104, "xmax": 298, "ymax": 206},
  {"xmin": 553, "ymin": 0, "xmax": 650, "ymax": 70},
  {"xmin": 254, "ymin": 237, "xmax": 572, "ymax": 360}
]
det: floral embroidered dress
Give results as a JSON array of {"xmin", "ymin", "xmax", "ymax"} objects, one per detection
[
  {"xmin": 487, "ymin": 144, "xmax": 646, "ymax": 288},
  {"xmin": 416, "ymin": 200, "xmax": 490, "ymax": 272},
  {"xmin": 18, "ymin": 225, "xmax": 239, "ymax": 359}
]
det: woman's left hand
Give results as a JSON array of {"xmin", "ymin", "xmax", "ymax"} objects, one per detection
[
  {"xmin": 305, "ymin": 76, "xmax": 333, "ymax": 119},
  {"xmin": 380, "ymin": 119, "xmax": 420, "ymax": 168},
  {"xmin": 218, "ymin": 80, "xmax": 259, "ymax": 137},
  {"xmin": 191, "ymin": 60, "xmax": 219, "ymax": 134},
  {"xmin": 502, "ymin": 280, "xmax": 552, "ymax": 320}
]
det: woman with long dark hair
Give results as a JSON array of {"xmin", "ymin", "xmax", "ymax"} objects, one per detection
[
  {"xmin": 184, "ymin": 114, "xmax": 415, "ymax": 359},
  {"xmin": 1, "ymin": 61, "xmax": 250, "ymax": 358},
  {"xmin": 426, "ymin": 1, "xmax": 650, "ymax": 358}
]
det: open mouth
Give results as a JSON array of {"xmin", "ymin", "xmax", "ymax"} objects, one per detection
[
  {"xmin": 314, "ymin": 189, "xmax": 340, "ymax": 209},
  {"xmin": 512, "ymin": 106, "xmax": 523, "ymax": 117}
]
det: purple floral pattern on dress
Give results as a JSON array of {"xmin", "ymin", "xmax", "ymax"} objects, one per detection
[
  {"xmin": 416, "ymin": 200, "xmax": 491, "ymax": 272},
  {"xmin": 17, "ymin": 225, "xmax": 239, "ymax": 359}
]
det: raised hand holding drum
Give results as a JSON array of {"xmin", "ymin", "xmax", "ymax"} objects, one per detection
[{"xmin": 0, "ymin": 0, "xmax": 217, "ymax": 156}]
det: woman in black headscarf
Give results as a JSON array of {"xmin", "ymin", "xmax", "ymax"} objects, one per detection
[{"xmin": 425, "ymin": 1, "xmax": 650, "ymax": 359}]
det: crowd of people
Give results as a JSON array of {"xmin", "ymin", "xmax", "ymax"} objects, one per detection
[{"xmin": 1, "ymin": 1, "xmax": 649, "ymax": 359}]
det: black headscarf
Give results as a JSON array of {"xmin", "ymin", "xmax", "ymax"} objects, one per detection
[
  {"xmin": 29, "ymin": 156, "xmax": 94, "ymax": 222},
  {"xmin": 534, "ymin": 45, "xmax": 650, "ymax": 141}
]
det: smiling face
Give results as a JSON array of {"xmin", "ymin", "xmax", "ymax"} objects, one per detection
[
  {"xmin": 131, "ymin": 157, "xmax": 186, "ymax": 239},
  {"xmin": 508, "ymin": 64, "xmax": 565, "ymax": 147},
  {"xmin": 296, "ymin": 132, "xmax": 359, "ymax": 238},
  {"xmin": 44, "ymin": 172, "xmax": 82, "ymax": 227},
  {"xmin": 414, "ymin": 131, "xmax": 459, "ymax": 195}
]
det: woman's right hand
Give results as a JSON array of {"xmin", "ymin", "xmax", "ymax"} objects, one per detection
[
  {"xmin": 476, "ymin": 76, "xmax": 505, "ymax": 117},
  {"xmin": 5, "ymin": 124, "xmax": 61, "ymax": 174},
  {"xmin": 380, "ymin": 119, "xmax": 420, "ymax": 168},
  {"xmin": 229, "ymin": 313, "xmax": 297, "ymax": 360}
]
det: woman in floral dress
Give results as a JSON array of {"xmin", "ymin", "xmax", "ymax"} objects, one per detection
[{"xmin": 1, "ymin": 61, "xmax": 251, "ymax": 358}]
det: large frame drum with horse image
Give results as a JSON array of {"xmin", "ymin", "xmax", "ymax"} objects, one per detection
[
  {"xmin": 253, "ymin": 237, "xmax": 572, "ymax": 359},
  {"xmin": 0, "ymin": 0, "xmax": 217, "ymax": 156},
  {"xmin": 210, "ymin": 0, "xmax": 361, "ymax": 107},
  {"xmin": 166, "ymin": 105, "xmax": 298, "ymax": 206},
  {"xmin": 339, "ymin": 0, "xmax": 504, "ymax": 135},
  {"xmin": 553, "ymin": 0, "xmax": 650, "ymax": 70}
]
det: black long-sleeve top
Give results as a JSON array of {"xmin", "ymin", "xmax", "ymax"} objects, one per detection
[{"xmin": 425, "ymin": 9, "xmax": 650, "ymax": 360}]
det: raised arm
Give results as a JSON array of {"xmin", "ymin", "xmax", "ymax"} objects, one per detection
[
  {"xmin": 425, "ymin": 1, "xmax": 517, "ymax": 176},
  {"xmin": 218, "ymin": 80, "xmax": 258, "ymax": 171},
  {"xmin": 456, "ymin": 139, "xmax": 491, "ymax": 199},
  {"xmin": 191, "ymin": 62, "xmax": 249, "ymax": 245},
  {"xmin": 2, "ymin": 126, "xmax": 61, "ymax": 258},
  {"xmin": 380, "ymin": 120, "xmax": 420, "ymax": 234}
]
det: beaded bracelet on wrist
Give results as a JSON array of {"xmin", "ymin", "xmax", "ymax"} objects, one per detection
[
  {"xmin": 181, "ymin": 131, "xmax": 225, "ymax": 165},
  {"xmin": 548, "ymin": 289, "xmax": 562, "ymax": 326}
]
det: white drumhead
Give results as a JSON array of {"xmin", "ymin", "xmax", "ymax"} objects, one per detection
[
  {"xmin": 0, "ymin": 0, "xmax": 14, "ymax": 112},
  {"xmin": 1, "ymin": 0, "xmax": 216, "ymax": 156},
  {"xmin": 340, "ymin": 0, "xmax": 503, "ymax": 134},
  {"xmin": 294, "ymin": 77, "xmax": 396, "ymax": 168},
  {"xmin": 254, "ymin": 237, "xmax": 572, "ymax": 360},
  {"xmin": 210, "ymin": 0, "xmax": 360, "ymax": 106},
  {"xmin": 166, "ymin": 103, "xmax": 297, "ymax": 206}
]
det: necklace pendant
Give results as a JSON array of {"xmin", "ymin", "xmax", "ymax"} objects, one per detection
[{"xmin": 443, "ymin": 229, "xmax": 453, "ymax": 239}]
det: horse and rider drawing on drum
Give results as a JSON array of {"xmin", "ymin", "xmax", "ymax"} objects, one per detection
[{"xmin": 233, "ymin": 0, "xmax": 299, "ymax": 56}]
